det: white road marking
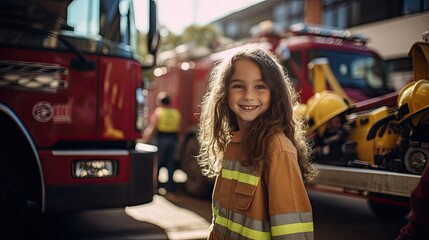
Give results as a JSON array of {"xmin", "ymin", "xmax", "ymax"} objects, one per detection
[{"xmin": 126, "ymin": 195, "xmax": 210, "ymax": 240}]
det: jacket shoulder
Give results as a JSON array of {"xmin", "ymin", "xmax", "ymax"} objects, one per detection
[{"xmin": 268, "ymin": 132, "xmax": 296, "ymax": 156}]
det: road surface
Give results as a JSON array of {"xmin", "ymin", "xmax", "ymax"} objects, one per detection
[{"xmin": 21, "ymin": 187, "xmax": 408, "ymax": 240}]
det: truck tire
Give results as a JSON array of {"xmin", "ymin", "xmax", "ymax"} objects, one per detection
[
  {"xmin": 182, "ymin": 138, "xmax": 212, "ymax": 198},
  {"xmin": 367, "ymin": 192, "xmax": 410, "ymax": 220},
  {"xmin": 0, "ymin": 163, "xmax": 26, "ymax": 238}
]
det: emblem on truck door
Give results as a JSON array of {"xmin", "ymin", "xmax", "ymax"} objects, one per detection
[{"xmin": 33, "ymin": 101, "xmax": 53, "ymax": 122}]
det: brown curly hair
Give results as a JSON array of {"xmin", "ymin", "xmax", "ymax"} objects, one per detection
[{"xmin": 197, "ymin": 45, "xmax": 318, "ymax": 182}]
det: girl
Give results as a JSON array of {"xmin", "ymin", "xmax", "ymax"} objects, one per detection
[{"xmin": 197, "ymin": 46, "xmax": 318, "ymax": 239}]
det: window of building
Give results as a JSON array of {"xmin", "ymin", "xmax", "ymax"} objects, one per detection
[
  {"xmin": 323, "ymin": 0, "xmax": 404, "ymax": 28},
  {"xmin": 274, "ymin": 1, "xmax": 304, "ymax": 30},
  {"xmin": 225, "ymin": 21, "xmax": 240, "ymax": 38}
]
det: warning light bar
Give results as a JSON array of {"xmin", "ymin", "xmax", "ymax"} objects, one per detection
[{"xmin": 288, "ymin": 23, "xmax": 369, "ymax": 45}]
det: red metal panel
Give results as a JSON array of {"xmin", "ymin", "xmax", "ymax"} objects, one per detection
[
  {"xmin": 0, "ymin": 48, "xmax": 97, "ymax": 147},
  {"xmin": 98, "ymin": 57, "xmax": 142, "ymax": 140}
]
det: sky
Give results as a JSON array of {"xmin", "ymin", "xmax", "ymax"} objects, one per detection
[{"xmin": 155, "ymin": 0, "xmax": 264, "ymax": 34}]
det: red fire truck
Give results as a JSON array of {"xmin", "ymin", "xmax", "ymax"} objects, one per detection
[
  {"xmin": 0, "ymin": 0, "xmax": 160, "ymax": 223},
  {"xmin": 147, "ymin": 23, "xmax": 396, "ymax": 198}
]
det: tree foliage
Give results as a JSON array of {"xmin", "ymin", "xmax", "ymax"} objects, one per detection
[
  {"xmin": 137, "ymin": 24, "xmax": 223, "ymax": 83},
  {"xmin": 161, "ymin": 24, "xmax": 219, "ymax": 51}
]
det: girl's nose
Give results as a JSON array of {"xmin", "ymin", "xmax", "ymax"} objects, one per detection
[{"xmin": 243, "ymin": 89, "xmax": 254, "ymax": 100}]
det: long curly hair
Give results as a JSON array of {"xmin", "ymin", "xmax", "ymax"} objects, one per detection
[{"xmin": 197, "ymin": 45, "xmax": 318, "ymax": 182}]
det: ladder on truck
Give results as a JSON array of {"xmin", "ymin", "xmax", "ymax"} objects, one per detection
[{"xmin": 310, "ymin": 163, "xmax": 421, "ymax": 197}]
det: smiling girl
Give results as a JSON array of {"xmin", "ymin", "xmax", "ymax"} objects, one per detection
[{"xmin": 197, "ymin": 46, "xmax": 318, "ymax": 239}]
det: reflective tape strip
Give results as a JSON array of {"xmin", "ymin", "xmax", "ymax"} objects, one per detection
[
  {"xmin": 271, "ymin": 212, "xmax": 313, "ymax": 226},
  {"xmin": 271, "ymin": 212, "xmax": 314, "ymax": 237},
  {"xmin": 223, "ymin": 160, "xmax": 259, "ymax": 176},
  {"xmin": 215, "ymin": 213, "xmax": 271, "ymax": 239},
  {"xmin": 221, "ymin": 169, "xmax": 259, "ymax": 186},
  {"xmin": 214, "ymin": 224, "xmax": 253, "ymax": 240},
  {"xmin": 271, "ymin": 222, "xmax": 314, "ymax": 236},
  {"xmin": 216, "ymin": 205, "xmax": 270, "ymax": 232},
  {"xmin": 213, "ymin": 202, "xmax": 219, "ymax": 216},
  {"xmin": 213, "ymin": 201, "xmax": 313, "ymax": 239}
]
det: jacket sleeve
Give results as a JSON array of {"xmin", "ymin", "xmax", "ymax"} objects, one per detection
[
  {"xmin": 396, "ymin": 165, "xmax": 429, "ymax": 239},
  {"xmin": 264, "ymin": 149, "xmax": 314, "ymax": 239}
]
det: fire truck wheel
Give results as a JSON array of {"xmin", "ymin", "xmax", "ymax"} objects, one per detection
[
  {"xmin": 0, "ymin": 164, "xmax": 27, "ymax": 236},
  {"xmin": 367, "ymin": 192, "xmax": 410, "ymax": 220},
  {"xmin": 182, "ymin": 138, "xmax": 212, "ymax": 199}
]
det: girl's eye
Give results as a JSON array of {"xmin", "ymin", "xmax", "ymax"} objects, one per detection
[
  {"xmin": 231, "ymin": 84, "xmax": 243, "ymax": 89},
  {"xmin": 255, "ymin": 84, "xmax": 268, "ymax": 90}
]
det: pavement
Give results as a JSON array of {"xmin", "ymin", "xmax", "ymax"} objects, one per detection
[{"xmin": 126, "ymin": 195, "xmax": 210, "ymax": 240}]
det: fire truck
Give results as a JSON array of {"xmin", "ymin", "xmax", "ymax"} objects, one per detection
[{"xmin": 0, "ymin": 0, "xmax": 160, "ymax": 225}]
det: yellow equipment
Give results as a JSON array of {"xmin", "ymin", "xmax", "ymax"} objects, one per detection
[
  {"xmin": 396, "ymin": 40, "xmax": 429, "ymax": 174},
  {"xmin": 305, "ymin": 91, "xmax": 354, "ymax": 136},
  {"xmin": 303, "ymin": 36, "xmax": 429, "ymax": 173},
  {"xmin": 397, "ymin": 79, "xmax": 429, "ymax": 127},
  {"xmin": 348, "ymin": 107, "xmax": 400, "ymax": 166},
  {"xmin": 307, "ymin": 58, "xmax": 353, "ymax": 103}
]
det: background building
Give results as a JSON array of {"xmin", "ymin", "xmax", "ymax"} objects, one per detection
[{"xmin": 211, "ymin": 0, "xmax": 429, "ymax": 87}]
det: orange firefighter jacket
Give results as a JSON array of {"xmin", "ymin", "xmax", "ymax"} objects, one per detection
[{"xmin": 208, "ymin": 130, "xmax": 314, "ymax": 240}]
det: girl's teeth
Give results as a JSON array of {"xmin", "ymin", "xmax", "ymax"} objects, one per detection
[{"xmin": 242, "ymin": 106, "xmax": 256, "ymax": 110}]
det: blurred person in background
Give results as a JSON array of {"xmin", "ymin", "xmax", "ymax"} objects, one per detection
[{"xmin": 142, "ymin": 91, "xmax": 181, "ymax": 193}]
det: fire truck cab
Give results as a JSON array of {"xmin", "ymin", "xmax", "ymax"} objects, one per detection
[
  {"xmin": 0, "ymin": 0, "xmax": 160, "ymax": 227},
  {"xmin": 276, "ymin": 23, "xmax": 393, "ymax": 103}
]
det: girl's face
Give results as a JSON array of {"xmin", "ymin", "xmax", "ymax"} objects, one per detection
[{"xmin": 228, "ymin": 59, "xmax": 271, "ymax": 130}]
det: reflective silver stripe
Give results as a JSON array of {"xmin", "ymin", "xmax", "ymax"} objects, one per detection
[
  {"xmin": 216, "ymin": 203, "xmax": 270, "ymax": 232},
  {"xmin": 214, "ymin": 213, "xmax": 271, "ymax": 239},
  {"xmin": 214, "ymin": 219, "xmax": 313, "ymax": 240},
  {"xmin": 222, "ymin": 160, "xmax": 260, "ymax": 186},
  {"xmin": 271, "ymin": 212, "xmax": 313, "ymax": 226},
  {"xmin": 221, "ymin": 169, "xmax": 259, "ymax": 186},
  {"xmin": 52, "ymin": 149, "xmax": 129, "ymax": 156},
  {"xmin": 271, "ymin": 212, "xmax": 314, "ymax": 237},
  {"xmin": 214, "ymin": 223, "xmax": 256, "ymax": 240},
  {"xmin": 213, "ymin": 199, "xmax": 220, "ymax": 210},
  {"xmin": 223, "ymin": 159, "xmax": 259, "ymax": 176},
  {"xmin": 213, "ymin": 200, "xmax": 313, "ymax": 239}
]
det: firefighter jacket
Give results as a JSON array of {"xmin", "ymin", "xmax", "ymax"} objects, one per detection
[
  {"xmin": 209, "ymin": 130, "xmax": 314, "ymax": 240},
  {"xmin": 396, "ymin": 163, "xmax": 429, "ymax": 240}
]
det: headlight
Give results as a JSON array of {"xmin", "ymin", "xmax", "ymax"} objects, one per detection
[{"xmin": 73, "ymin": 160, "xmax": 117, "ymax": 178}]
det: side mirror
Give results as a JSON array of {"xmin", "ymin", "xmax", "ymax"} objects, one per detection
[
  {"xmin": 141, "ymin": 0, "xmax": 160, "ymax": 69},
  {"xmin": 148, "ymin": 0, "xmax": 161, "ymax": 55}
]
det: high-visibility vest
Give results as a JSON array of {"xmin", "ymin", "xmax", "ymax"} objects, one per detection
[{"xmin": 156, "ymin": 107, "xmax": 181, "ymax": 133}]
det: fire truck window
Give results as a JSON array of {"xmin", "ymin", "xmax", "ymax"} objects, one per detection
[
  {"xmin": 67, "ymin": 0, "xmax": 100, "ymax": 35},
  {"xmin": 282, "ymin": 50, "xmax": 302, "ymax": 88},
  {"xmin": 308, "ymin": 50, "xmax": 389, "ymax": 92},
  {"xmin": 283, "ymin": 60, "xmax": 298, "ymax": 85},
  {"xmin": 291, "ymin": 51, "xmax": 303, "ymax": 70},
  {"xmin": 351, "ymin": 58, "xmax": 383, "ymax": 89}
]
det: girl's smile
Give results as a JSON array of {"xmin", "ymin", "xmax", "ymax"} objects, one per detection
[{"xmin": 228, "ymin": 59, "xmax": 271, "ymax": 130}]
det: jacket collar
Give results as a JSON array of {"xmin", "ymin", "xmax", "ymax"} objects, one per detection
[{"xmin": 231, "ymin": 130, "xmax": 246, "ymax": 143}]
